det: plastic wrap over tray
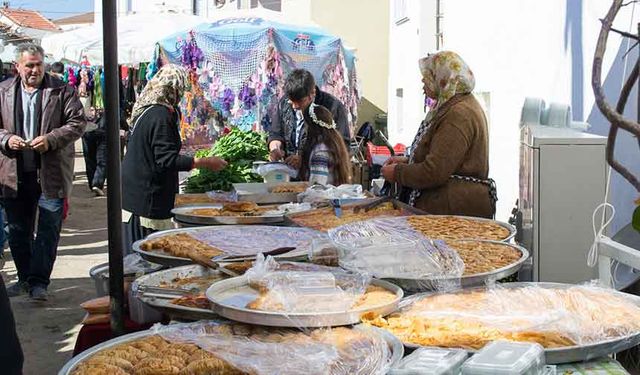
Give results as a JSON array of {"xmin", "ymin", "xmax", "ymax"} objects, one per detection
[
  {"xmin": 60, "ymin": 320, "xmax": 403, "ymax": 375},
  {"xmin": 243, "ymin": 255, "xmax": 372, "ymax": 313},
  {"xmin": 149, "ymin": 321, "xmax": 400, "ymax": 375},
  {"xmin": 328, "ymin": 217, "xmax": 465, "ymax": 283},
  {"xmin": 298, "ymin": 184, "xmax": 368, "ymax": 203},
  {"xmin": 362, "ymin": 282, "xmax": 640, "ymax": 364}
]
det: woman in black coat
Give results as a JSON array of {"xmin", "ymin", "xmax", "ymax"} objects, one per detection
[{"xmin": 121, "ymin": 65, "xmax": 226, "ymax": 251}]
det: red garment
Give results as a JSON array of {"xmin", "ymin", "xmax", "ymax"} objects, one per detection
[
  {"xmin": 62, "ymin": 198, "xmax": 69, "ymax": 221},
  {"xmin": 72, "ymin": 317, "xmax": 154, "ymax": 356}
]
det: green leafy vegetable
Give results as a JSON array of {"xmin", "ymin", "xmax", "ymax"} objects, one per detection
[{"xmin": 185, "ymin": 128, "xmax": 268, "ymax": 192}]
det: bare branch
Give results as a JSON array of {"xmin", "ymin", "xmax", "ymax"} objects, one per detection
[
  {"xmin": 609, "ymin": 61, "xmax": 640, "ymax": 192},
  {"xmin": 621, "ymin": 0, "xmax": 639, "ymax": 7},
  {"xmin": 593, "ymin": 0, "xmax": 640, "ymax": 141},
  {"xmin": 610, "ymin": 25, "xmax": 640, "ymax": 40},
  {"xmin": 622, "ymin": 40, "xmax": 639, "ymax": 59},
  {"xmin": 593, "ymin": 0, "xmax": 640, "ymax": 192}
]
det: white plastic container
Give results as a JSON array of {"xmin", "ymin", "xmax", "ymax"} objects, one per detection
[
  {"xmin": 461, "ymin": 341, "xmax": 545, "ymax": 375},
  {"xmin": 389, "ymin": 347, "xmax": 468, "ymax": 375}
]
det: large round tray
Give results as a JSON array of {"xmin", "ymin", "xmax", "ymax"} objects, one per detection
[
  {"xmin": 206, "ymin": 276, "xmax": 403, "ymax": 328},
  {"xmin": 385, "ymin": 240, "xmax": 529, "ymax": 292},
  {"xmin": 394, "ymin": 282, "xmax": 640, "ymax": 364},
  {"xmin": 134, "ymin": 264, "xmax": 226, "ymax": 321},
  {"xmin": 58, "ymin": 322, "xmax": 404, "ymax": 375},
  {"xmin": 133, "ymin": 226, "xmax": 323, "ymax": 267},
  {"xmin": 171, "ymin": 205, "xmax": 285, "ymax": 225}
]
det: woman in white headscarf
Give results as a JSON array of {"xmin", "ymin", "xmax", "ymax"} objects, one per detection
[
  {"xmin": 121, "ymin": 65, "xmax": 227, "ymax": 250},
  {"xmin": 381, "ymin": 51, "xmax": 495, "ymax": 218}
]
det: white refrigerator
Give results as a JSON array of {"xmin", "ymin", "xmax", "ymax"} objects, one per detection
[{"xmin": 517, "ymin": 124, "xmax": 607, "ymax": 283}]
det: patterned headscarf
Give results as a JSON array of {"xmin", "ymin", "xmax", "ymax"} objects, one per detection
[
  {"xmin": 129, "ymin": 64, "xmax": 188, "ymax": 125},
  {"xmin": 419, "ymin": 51, "xmax": 475, "ymax": 119}
]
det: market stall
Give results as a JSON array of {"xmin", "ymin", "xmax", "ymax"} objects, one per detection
[{"xmin": 151, "ymin": 13, "xmax": 359, "ymax": 149}]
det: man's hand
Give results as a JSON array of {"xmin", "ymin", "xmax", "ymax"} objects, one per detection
[
  {"xmin": 384, "ymin": 156, "xmax": 409, "ymax": 166},
  {"xmin": 269, "ymin": 148, "xmax": 284, "ymax": 162},
  {"xmin": 30, "ymin": 136, "xmax": 49, "ymax": 153},
  {"xmin": 7, "ymin": 135, "xmax": 27, "ymax": 151},
  {"xmin": 381, "ymin": 164, "xmax": 397, "ymax": 182},
  {"xmin": 268, "ymin": 140, "xmax": 284, "ymax": 161},
  {"xmin": 194, "ymin": 157, "xmax": 228, "ymax": 172},
  {"xmin": 285, "ymin": 154, "xmax": 301, "ymax": 170}
]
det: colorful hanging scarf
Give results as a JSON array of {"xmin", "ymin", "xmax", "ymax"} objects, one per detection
[
  {"xmin": 92, "ymin": 69, "xmax": 104, "ymax": 109},
  {"xmin": 129, "ymin": 64, "xmax": 188, "ymax": 125},
  {"xmin": 407, "ymin": 51, "xmax": 475, "ymax": 206}
]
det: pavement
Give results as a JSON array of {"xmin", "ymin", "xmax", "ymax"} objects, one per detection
[{"xmin": 0, "ymin": 141, "xmax": 108, "ymax": 375}]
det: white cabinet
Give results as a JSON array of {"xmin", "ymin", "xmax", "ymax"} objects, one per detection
[{"xmin": 518, "ymin": 125, "xmax": 606, "ymax": 283}]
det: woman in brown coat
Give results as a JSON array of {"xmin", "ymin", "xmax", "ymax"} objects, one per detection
[{"xmin": 381, "ymin": 51, "xmax": 496, "ymax": 218}]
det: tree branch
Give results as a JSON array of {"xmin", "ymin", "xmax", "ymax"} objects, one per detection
[
  {"xmin": 609, "ymin": 61, "xmax": 640, "ymax": 192},
  {"xmin": 593, "ymin": 1, "xmax": 640, "ymax": 140},
  {"xmin": 593, "ymin": 0, "xmax": 640, "ymax": 192},
  {"xmin": 609, "ymin": 25, "xmax": 640, "ymax": 40}
]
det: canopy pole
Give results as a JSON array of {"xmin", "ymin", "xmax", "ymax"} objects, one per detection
[{"xmin": 102, "ymin": 0, "xmax": 125, "ymax": 336}]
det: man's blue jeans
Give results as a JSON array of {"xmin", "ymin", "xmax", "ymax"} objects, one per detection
[{"xmin": 3, "ymin": 172, "xmax": 64, "ymax": 289}]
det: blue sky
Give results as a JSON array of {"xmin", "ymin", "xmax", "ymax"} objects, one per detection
[{"xmin": 9, "ymin": 0, "xmax": 93, "ymax": 20}]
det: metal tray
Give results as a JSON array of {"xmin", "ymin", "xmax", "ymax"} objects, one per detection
[
  {"xmin": 171, "ymin": 204, "xmax": 285, "ymax": 225},
  {"xmin": 133, "ymin": 226, "xmax": 323, "ymax": 267},
  {"xmin": 134, "ymin": 264, "xmax": 226, "ymax": 321},
  {"xmin": 233, "ymin": 182, "xmax": 308, "ymax": 204},
  {"xmin": 385, "ymin": 240, "xmax": 530, "ymax": 292},
  {"xmin": 58, "ymin": 321, "xmax": 404, "ymax": 375},
  {"xmin": 396, "ymin": 282, "xmax": 640, "ymax": 364},
  {"xmin": 206, "ymin": 276, "xmax": 403, "ymax": 328},
  {"xmin": 284, "ymin": 198, "xmax": 426, "ymax": 231}
]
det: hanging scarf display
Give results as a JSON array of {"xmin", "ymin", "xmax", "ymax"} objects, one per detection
[{"xmin": 92, "ymin": 69, "xmax": 104, "ymax": 109}]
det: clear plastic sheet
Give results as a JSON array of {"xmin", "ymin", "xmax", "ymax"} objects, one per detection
[
  {"xmin": 244, "ymin": 255, "xmax": 371, "ymax": 313},
  {"xmin": 122, "ymin": 253, "xmax": 162, "ymax": 276},
  {"xmin": 186, "ymin": 226, "xmax": 327, "ymax": 256},
  {"xmin": 298, "ymin": 184, "xmax": 368, "ymax": 203},
  {"xmin": 151, "ymin": 321, "xmax": 394, "ymax": 375},
  {"xmin": 254, "ymin": 162, "xmax": 298, "ymax": 179},
  {"xmin": 205, "ymin": 190, "xmax": 238, "ymax": 202},
  {"xmin": 328, "ymin": 217, "xmax": 465, "ymax": 282},
  {"xmin": 363, "ymin": 282, "xmax": 640, "ymax": 352}
]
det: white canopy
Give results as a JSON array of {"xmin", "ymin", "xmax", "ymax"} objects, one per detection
[{"xmin": 41, "ymin": 13, "xmax": 208, "ymax": 65}]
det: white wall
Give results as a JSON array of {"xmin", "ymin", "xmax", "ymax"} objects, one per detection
[{"xmin": 388, "ymin": 0, "xmax": 638, "ymax": 224}]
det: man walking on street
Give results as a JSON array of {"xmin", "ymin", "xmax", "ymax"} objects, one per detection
[{"xmin": 0, "ymin": 44, "xmax": 86, "ymax": 301}]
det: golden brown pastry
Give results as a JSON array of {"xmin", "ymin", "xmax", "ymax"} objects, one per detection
[
  {"xmin": 179, "ymin": 358, "xmax": 246, "ymax": 375},
  {"xmin": 72, "ymin": 363, "xmax": 129, "ymax": 375},
  {"xmin": 406, "ymin": 216, "xmax": 510, "ymax": 241},
  {"xmin": 141, "ymin": 233, "xmax": 224, "ymax": 259},
  {"xmin": 83, "ymin": 355, "xmax": 133, "ymax": 371},
  {"xmin": 289, "ymin": 202, "xmax": 405, "ymax": 231}
]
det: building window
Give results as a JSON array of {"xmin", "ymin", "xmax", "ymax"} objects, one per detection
[{"xmin": 394, "ymin": 0, "xmax": 409, "ymax": 25}]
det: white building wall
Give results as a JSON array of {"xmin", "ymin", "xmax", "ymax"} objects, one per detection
[{"xmin": 388, "ymin": 0, "xmax": 638, "ymax": 223}]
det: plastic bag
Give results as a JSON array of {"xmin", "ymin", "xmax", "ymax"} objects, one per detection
[
  {"xmin": 298, "ymin": 184, "xmax": 367, "ymax": 203},
  {"xmin": 151, "ymin": 321, "xmax": 393, "ymax": 375},
  {"xmin": 364, "ymin": 282, "xmax": 640, "ymax": 350},
  {"xmin": 254, "ymin": 162, "xmax": 298, "ymax": 179},
  {"xmin": 122, "ymin": 253, "xmax": 162, "ymax": 276},
  {"xmin": 329, "ymin": 217, "xmax": 465, "ymax": 281},
  {"xmin": 245, "ymin": 254, "xmax": 371, "ymax": 313}
]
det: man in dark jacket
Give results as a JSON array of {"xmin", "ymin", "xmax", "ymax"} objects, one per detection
[
  {"xmin": 0, "ymin": 44, "xmax": 86, "ymax": 301},
  {"xmin": 267, "ymin": 69, "xmax": 351, "ymax": 168}
]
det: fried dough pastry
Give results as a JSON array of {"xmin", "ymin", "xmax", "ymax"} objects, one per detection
[
  {"xmin": 141, "ymin": 233, "xmax": 223, "ymax": 259},
  {"xmin": 270, "ymin": 183, "xmax": 308, "ymax": 194},
  {"xmin": 406, "ymin": 215, "xmax": 510, "ymax": 241},
  {"xmin": 180, "ymin": 358, "xmax": 246, "ymax": 375},
  {"xmin": 289, "ymin": 202, "xmax": 405, "ymax": 231}
]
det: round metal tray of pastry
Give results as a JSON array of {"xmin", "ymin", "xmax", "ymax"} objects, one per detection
[
  {"xmin": 171, "ymin": 205, "xmax": 285, "ymax": 225},
  {"xmin": 132, "ymin": 226, "xmax": 322, "ymax": 267},
  {"xmin": 394, "ymin": 282, "xmax": 640, "ymax": 364},
  {"xmin": 398, "ymin": 214, "xmax": 517, "ymax": 243},
  {"xmin": 134, "ymin": 264, "xmax": 227, "ymax": 321},
  {"xmin": 57, "ymin": 321, "xmax": 404, "ymax": 375},
  {"xmin": 384, "ymin": 240, "xmax": 529, "ymax": 292},
  {"xmin": 206, "ymin": 276, "xmax": 403, "ymax": 328}
]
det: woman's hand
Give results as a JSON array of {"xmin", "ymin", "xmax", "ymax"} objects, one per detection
[
  {"xmin": 381, "ymin": 164, "xmax": 397, "ymax": 182},
  {"xmin": 194, "ymin": 157, "xmax": 228, "ymax": 171},
  {"xmin": 384, "ymin": 156, "xmax": 408, "ymax": 166}
]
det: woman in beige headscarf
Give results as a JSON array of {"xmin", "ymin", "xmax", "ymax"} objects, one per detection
[
  {"xmin": 121, "ymin": 65, "xmax": 227, "ymax": 250},
  {"xmin": 381, "ymin": 51, "xmax": 495, "ymax": 218}
]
